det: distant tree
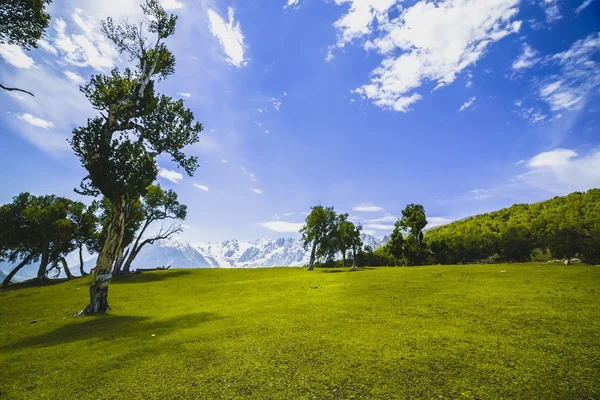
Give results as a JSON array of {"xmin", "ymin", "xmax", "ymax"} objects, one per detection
[
  {"xmin": 546, "ymin": 227, "xmax": 583, "ymax": 264},
  {"xmin": 0, "ymin": 193, "xmax": 85, "ymax": 286},
  {"xmin": 120, "ymin": 185, "xmax": 187, "ymax": 274},
  {"xmin": 69, "ymin": 0, "xmax": 202, "ymax": 314},
  {"xmin": 335, "ymin": 213, "xmax": 355, "ymax": 267},
  {"xmin": 350, "ymin": 224, "xmax": 363, "ymax": 268},
  {"xmin": 0, "ymin": 0, "xmax": 52, "ymax": 96},
  {"xmin": 70, "ymin": 202, "xmax": 101, "ymax": 276},
  {"xmin": 398, "ymin": 204, "xmax": 428, "ymax": 266},
  {"xmin": 499, "ymin": 227, "xmax": 536, "ymax": 262},
  {"xmin": 300, "ymin": 205, "xmax": 337, "ymax": 271},
  {"xmin": 386, "ymin": 220, "xmax": 404, "ymax": 261}
]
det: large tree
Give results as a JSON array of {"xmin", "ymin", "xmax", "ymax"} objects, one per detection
[
  {"xmin": 350, "ymin": 224, "xmax": 363, "ymax": 268},
  {"xmin": 0, "ymin": 193, "xmax": 86, "ymax": 286},
  {"xmin": 119, "ymin": 185, "xmax": 186, "ymax": 274},
  {"xmin": 387, "ymin": 220, "xmax": 405, "ymax": 261},
  {"xmin": 300, "ymin": 206, "xmax": 337, "ymax": 270},
  {"xmin": 69, "ymin": 0, "xmax": 202, "ymax": 314},
  {"xmin": 0, "ymin": 0, "xmax": 52, "ymax": 96}
]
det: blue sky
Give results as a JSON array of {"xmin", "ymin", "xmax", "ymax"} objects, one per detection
[{"xmin": 0, "ymin": 0, "xmax": 599, "ymax": 243}]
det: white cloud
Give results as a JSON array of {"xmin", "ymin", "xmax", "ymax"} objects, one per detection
[
  {"xmin": 362, "ymin": 229, "xmax": 377, "ymax": 236},
  {"xmin": 515, "ymin": 104, "xmax": 548, "ymax": 123},
  {"xmin": 259, "ymin": 221, "xmax": 303, "ymax": 233},
  {"xmin": 221, "ymin": 159, "xmax": 228, "ymax": 163},
  {"xmin": 194, "ymin": 184, "xmax": 210, "ymax": 192},
  {"xmin": 272, "ymin": 214, "xmax": 281, "ymax": 220},
  {"xmin": 349, "ymin": 0, "xmax": 521, "ymax": 112},
  {"xmin": 575, "ymin": 0, "xmax": 594, "ymax": 14},
  {"xmin": 271, "ymin": 91, "xmax": 287, "ymax": 111},
  {"xmin": 512, "ymin": 44, "xmax": 538, "ymax": 70},
  {"xmin": 353, "ymin": 203, "xmax": 383, "ymax": 212},
  {"xmin": 539, "ymin": 33, "xmax": 600, "ymax": 111},
  {"xmin": 284, "ymin": 212, "xmax": 295, "ymax": 216},
  {"xmin": 333, "ymin": 0, "xmax": 396, "ymax": 47},
  {"xmin": 459, "ymin": 96, "xmax": 476, "ymax": 111},
  {"xmin": 0, "ymin": 44, "xmax": 35, "ymax": 69},
  {"xmin": 284, "ymin": 0, "xmax": 301, "ymax": 9},
  {"xmin": 518, "ymin": 149, "xmax": 600, "ymax": 194},
  {"xmin": 178, "ymin": 92, "xmax": 191, "ymax": 98},
  {"xmin": 527, "ymin": 149, "xmax": 577, "ymax": 167},
  {"xmin": 469, "ymin": 188, "xmax": 493, "ymax": 200},
  {"xmin": 158, "ymin": 168, "xmax": 183, "ymax": 183},
  {"xmin": 63, "ymin": 70, "xmax": 86, "ymax": 85},
  {"xmin": 50, "ymin": 11, "xmax": 118, "ymax": 71},
  {"xmin": 365, "ymin": 223, "xmax": 394, "ymax": 231},
  {"xmin": 38, "ymin": 39, "xmax": 58, "ymax": 56},
  {"xmin": 15, "ymin": 113, "xmax": 54, "ymax": 129},
  {"xmin": 252, "ymin": 188, "xmax": 263, "ymax": 194},
  {"xmin": 162, "ymin": 0, "xmax": 183, "ymax": 10},
  {"xmin": 365, "ymin": 214, "xmax": 397, "ymax": 223},
  {"xmin": 426, "ymin": 217, "xmax": 453, "ymax": 229},
  {"xmin": 541, "ymin": 0, "xmax": 561, "ymax": 23},
  {"xmin": 207, "ymin": 7, "xmax": 247, "ymax": 67}
]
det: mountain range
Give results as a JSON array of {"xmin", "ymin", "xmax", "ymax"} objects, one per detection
[{"xmin": 0, "ymin": 234, "xmax": 388, "ymax": 279}]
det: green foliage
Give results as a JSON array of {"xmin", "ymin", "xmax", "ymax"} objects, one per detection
[
  {"xmin": 399, "ymin": 203, "xmax": 427, "ymax": 244},
  {"xmin": 1, "ymin": 265, "xmax": 599, "ymax": 399},
  {"xmin": 0, "ymin": 193, "xmax": 94, "ymax": 280},
  {"xmin": 0, "ymin": 0, "xmax": 52, "ymax": 49},
  {"xmin": 69, "ymin": 0, "xmax": 202, "ymax": 201},
  {"xmin": 425, "ymin": 189, "xmax": 600, "ymax": 264},
  {"xmin": 387, "ymin": 220, "xmax": 404, "ymax": 260},
  {"xmin": 300, "ymin": 205, "xmax": 337, "ymax": 266}
]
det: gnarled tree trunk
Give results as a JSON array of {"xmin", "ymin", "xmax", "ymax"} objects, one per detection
[
  {"xmin": 78, "ymin": 244, "xmax": 87, "ymax": 276},
  {"xmin": 36, "ymin": 244, "xmax": 50, "ymax": 280},
  {"xmin": 78, "ymin": 198, "xmax": 125, "ymax": 315},
  {"xmin": 54, "ymin": 257, "xmax": 74, "ymax": 279},
  {"xmin": 2, "ymin": 253, "xmax": 34, "ymax": 287}
]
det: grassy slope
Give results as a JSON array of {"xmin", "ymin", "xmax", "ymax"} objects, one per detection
[{"xmin": 0, "ymin": 265, "xmax": 599, "ymax": 399}]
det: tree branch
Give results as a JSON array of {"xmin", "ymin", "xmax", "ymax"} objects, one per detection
[{"xmin": 0, "ymin": 84, "xmax": 34, "ymax": 97}]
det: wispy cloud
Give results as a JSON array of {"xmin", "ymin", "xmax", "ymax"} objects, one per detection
[
  {"xmin": 284, "ymin": 0, "xmax": 300, "ymax": 9},
  {"xmin": 207, "ymin": 7, "xmax": 247, "ymax": 67},
  {"xmin": 353, "ymin": 203, "xmax": 383, "ymax": 212},
  {"xmin": 459, "ymin": 96, "xmax": 476, "ymax": 111},
  {"xmin": 259, "ymin": 221, "xmax": 303, "ymax": 233},
  {"xmin": 252, "ymin": 188, "xmax": 263, "ymax": 194},
  {"xmin": 365, "ymin": 214, "xmax": 397, "ymax": 223},
  {"xmin": 541, "ymin": 0, "xmax": 562, "ymax": 23},
  {"xmin": 517, "ymin": 148, "xmax": 600, "ymax": 194},
  {"xmin": 178, "ymin": 92, "xmax": 191, "ymax": 98},
  {"xmin": 512, "ymin": 44, "xmax": 539, "ymax": 70},
  {"xmin": 194, "ymin": 184, "xmax": 210, "ymax": 191},
  {"xmin": 15, "ymin": 113, "xmax": 54, "ymax": 129},
  {"xmin": 364, "ymin": 223, "xmax": 394, "ymax": 231},
  {"xmin": 158, "ymin": 168, "xmax": 183, "ymax": 184},
  {"xmin": 575, "ymin": 0, "xmax": 594, "ymax": 14},
  {"xmin": 63, "ymin": 70, "xmax": 86, "ymax": 85},
  {"xmin": 0, "ymin": 44, "xmax": 35, "ymax": 69}
]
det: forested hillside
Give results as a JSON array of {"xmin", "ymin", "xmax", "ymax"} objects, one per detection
[{"xmin": 424, "ymin": 189, "xmax": 600, "ymax": 264}]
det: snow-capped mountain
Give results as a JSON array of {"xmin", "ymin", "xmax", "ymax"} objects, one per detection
[
  {"xmin": 0, "ymin": 235, "xmax": 387, "ymax": 281},
  {"xmin": 193, "ymin": 233, "xmax": 386, "ymax": 269}
]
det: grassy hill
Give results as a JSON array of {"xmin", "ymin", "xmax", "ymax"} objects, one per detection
[
  {"xmin": 424, "ymin": 189, "xmax": 600, "ymax": 264},
  {"xmin": 1, "ymin": 266, "xmax": 599, "ymax": 399}
]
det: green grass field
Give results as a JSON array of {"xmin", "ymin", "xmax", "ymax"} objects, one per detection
[{"xmin": 1, "ymin": 265, "xmax": 599, "ymax": 399}]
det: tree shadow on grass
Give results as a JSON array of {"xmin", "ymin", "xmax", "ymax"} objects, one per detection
[
  {"xmin": 0, "ymin": 312, "xmax": 223, "ymax": 352},
  {"xmin": 111, "ymin": 270, "xmax": 193, "ymax": 284},
  {"xmin": 1, "ymin": 276, "xmax": 86, "ymax": 292}
]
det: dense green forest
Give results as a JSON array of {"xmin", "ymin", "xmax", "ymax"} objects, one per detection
[{"xmin": 423, "ymin": 189, "xmax": 600, "ymax": 265}]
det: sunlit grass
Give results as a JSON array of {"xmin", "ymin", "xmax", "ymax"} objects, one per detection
[{"xmin": 1, "ymin": 264, "xmax": 599, "ymax": 399}]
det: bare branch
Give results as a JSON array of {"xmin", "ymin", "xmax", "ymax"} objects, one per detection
[{"xmin": 0, "ymin": 84, "xmax": 34, "ymax": 97}]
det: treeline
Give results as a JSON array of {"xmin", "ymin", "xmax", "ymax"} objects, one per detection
[
  {"xmin": 302, "ymin": 189, "xmax": 600, "ymax": 269},
  {"xmin": 424, "ymin": 189, "xmax": 600, "ymax": 265},
  {"xmin": 300, "ymin": 203, "xmax": 429, "ymax": 268},
  {"xmin": 0, "ymin": 185, "xmax": 187, "ymax": 287}
]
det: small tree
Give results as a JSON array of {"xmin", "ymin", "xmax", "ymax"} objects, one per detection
[
  {"xmin": 335, "ymin": 213, "xmax": 355, "ymax": 267},
  {"xmin": 70, "ymin": 202, "xmax": 101, "ymax": 276},
  {"xmin": 387, "ymin": 220, "xmax": 404, "ymax": 261},
  {"xmin": 0, "ymin": 0, "xmax": 52, "ymax": 96},
  {"xmin": 350, "ymin": 224, "xmax": 363, "ymax": 268},
  {"xmin": 399, "ymin": 204, "xmax": 428, "ymax": 266},
  {"xmin": 69, "ymin": 0, "xmax": 202, "ymax": 314},
  {"xmin": 300, "ymin": 205, "xmax": 337, "ymax": 270},
  {"xmin": 120, "ymin": 185, "xmax": 187, "ymax": 274}
]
